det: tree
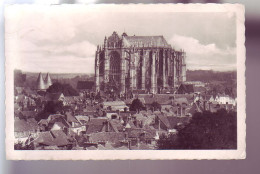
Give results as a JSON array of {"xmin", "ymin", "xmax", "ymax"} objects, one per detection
[
  {"xmin": 157, "ymin": 109, "xmax": 237, "ymax": 149},
  {"xmin": 47, "ymin": 82, "xmax": 79, "ymax": 96},
  {"xmin": 156, "ymin": 133, "xmax": 177, "ymax": 149},
  {"xmin": 151, "ymin": 101, "xmax": 161, "ymax": 111},
  {"xmin": 36, "ymin": 101, "xmax": 64, "ymax": 121},
  {"xmin": 129, "ymin": 98, "xmax": 145, "ymax": 112}
]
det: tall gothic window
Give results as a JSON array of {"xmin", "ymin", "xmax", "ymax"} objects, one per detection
[{"xmin": 109, "ymin": 51, "xmax": 121, "ymax": 84}]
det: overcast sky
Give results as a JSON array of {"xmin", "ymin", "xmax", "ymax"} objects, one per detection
[{"xmin": 5, "ymin": 5, "xmax": 236, "ymax": 73}]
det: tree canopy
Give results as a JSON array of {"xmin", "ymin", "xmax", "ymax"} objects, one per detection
[
  {"xmin": 129, "ymin": 98, "xmax": 145, "ymax": 112},
  {"xmin": 47, "ymin": 82, "xmax": 79, "ymax": 96},
  {"xmin": 157, "ymin": 109, "xmax": 237, "ymax": 149},
  {"xmin": 36, "ymin": 101, "xmax": 64, "ymax": 121},
  {"xmin": 151, "ymin": 101, "xmax": 161, "ymax": 111}
]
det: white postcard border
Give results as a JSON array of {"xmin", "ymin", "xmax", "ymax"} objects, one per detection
[{"xmin": 5, "ymin": 3, "xmax": 246, "ymax": 160}]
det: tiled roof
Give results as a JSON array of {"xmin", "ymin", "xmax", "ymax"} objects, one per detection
[
  {"xmin": 109, "ymin": 119, "xmax": 124, "ymax": 132},
  {"xmin": 87, "ymin": 132, "xmax": 125, "ymax": 143},
  {"xmin": 85, "ymin": 118, "xmax": 107, "ymax": 134},
  {"xmin": 35, "ymin": 130, "xmax": 70, "ymax": 147},
  {"xmin": 128, "ymin": 128, "xmax": 156, "ymax": 139},
  {"xmin": 103, "ymin": 101, "xmax": 126, "ymax": 106},
  {"xmin": 47, "ymin": 114, "xmax": 65, "ymax": 122},
  {"xmin": 66, "ymin": 112, "xmax": 79, "ymax": 123},
  {"xmin": 157, "ymin": 115, "xmax": 171, "ymax": 129},
  {"xmin": 123, "ymin": 36, "xmax": 171, "ymax": 48},
  {"xmin": 14, "ymin": 118, "xmax": 38, "ymax": 132},
  {"xmin": 85, "ymin": 124, "xmax": 103, "ymax": 134},
  {"xmin": 38, "ymin": 119, "xmax": 48, "ymax": 126},
  {"xmin": 131, "ymin": 143, "xmax": 154, "ymax": 150},
  {"xmin": 135, "ymin": 94, "xmax": 175, "ymax": 105}
]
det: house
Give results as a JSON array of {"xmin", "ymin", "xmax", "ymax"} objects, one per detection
[
  {"xmin": 177, "ymin": 84, "xmax": 194, "ymax": 94},
  {"xmin": 34, "ymin": 130, "xmax": 71, "ymax": 149},
  {"xmin": 214, "ymin": 94, "xmax": 237, "ymax": 106},
  {"xmin": 101, "ymin": 119, "xmax": 124, "ymax": 133},
  {"xmin": 65, "ymin": 112, "xmax": 81, "ymax": 127},
  {"xmin": 74, "ymin": 115, "xmax": 90, "ymax": 125},
  {"xmin": 86, "ymin": 132, "xmax": 125, "ymax": 144},
  {"xmin": 154, "ymin": 114, "xmax": 191, "ymax": 133},
  {"xmin": 45, "ymin": 114, "xmax": 71, "ymax": 131},
  {"xmin": 85, "ymin": 118, "xmax": 108, "ymax": 134},
  {"xmin": 127, "ymin": 128, "xmax": 157, "ymax": 146}
]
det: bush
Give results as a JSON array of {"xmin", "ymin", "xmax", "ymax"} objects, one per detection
[
  {"xmin": 47, "ymin": 82, "xmax": 79, "ymax": 96},
  {"xmin": 129, "ymin": 98, "xmax": 145, "ymax": 112}
]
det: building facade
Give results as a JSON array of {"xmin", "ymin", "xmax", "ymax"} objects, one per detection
[{"xmin": 95, "ymin": 31, "xmax": 186, "ymax": 94}]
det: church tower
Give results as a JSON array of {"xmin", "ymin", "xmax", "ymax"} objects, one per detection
[
  {"xmin": 44, "ymin": 73, "xmax": 52, "ymax": 89},
  {"xmin": 35, "ymin": 72, "xmax": 53, "ymax": 91},
  {"xmin": 35, "ymin": 72, "xmax": 45, "ymax": 90}
]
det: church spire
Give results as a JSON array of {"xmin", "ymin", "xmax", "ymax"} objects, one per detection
[
  {"xmin": 44, "ymin": 73, "xmax": 52, "ymax": 89},
  {"xmin": 36, "ymin": 72, "xmax": 45, "ymax": 90}
]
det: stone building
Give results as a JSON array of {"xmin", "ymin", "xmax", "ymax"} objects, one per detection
[{"xmin": 95, "ymin": 31, "xmax": 186, "ymax": 94}]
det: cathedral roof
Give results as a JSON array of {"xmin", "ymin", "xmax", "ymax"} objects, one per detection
[{"xmin": 123, "ymin": 36, "xmax": 171, "ymax": 48}]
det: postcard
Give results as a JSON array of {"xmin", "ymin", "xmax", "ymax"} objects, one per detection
[{"xmin": 5, "ymin": 3, "xmax": 246, "ymax": 160}]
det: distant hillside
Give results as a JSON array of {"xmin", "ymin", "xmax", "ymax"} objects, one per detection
[
  {"xmin": 21, "ymin": 72, "xmax": 94, "ymax": 89},
  {"xmin": 186, "ymin": 70, "xmax": 237, "ymax": 97},
  {"xmin": 186, "ymin": 70, "xmax": 237, "ymax": 83}
]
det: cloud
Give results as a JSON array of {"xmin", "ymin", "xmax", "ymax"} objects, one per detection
[{"xmin": 169, "ymin": 34, "xmax": 236, "ymax": 71}]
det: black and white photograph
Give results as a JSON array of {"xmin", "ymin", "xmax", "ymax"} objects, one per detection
[{"xmin": 5, "ymin": 4, "xmax": 245, "ymax": 160}]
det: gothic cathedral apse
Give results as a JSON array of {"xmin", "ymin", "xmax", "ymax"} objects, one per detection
[{"xmin": 95, "ymin": 31, "xmax": 186, "ymax": 95}]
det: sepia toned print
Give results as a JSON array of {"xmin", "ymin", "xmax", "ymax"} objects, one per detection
[{"xmin": 5, "ymin": 4, "xmax": 245, "ymax": 160}]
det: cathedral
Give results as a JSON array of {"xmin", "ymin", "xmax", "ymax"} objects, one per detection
[{"xmin": 95, "ymin": 31, "xmax": 186, "ymax": 94}]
